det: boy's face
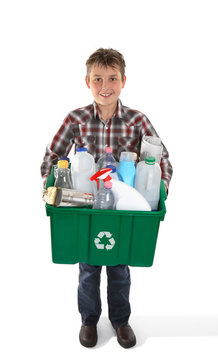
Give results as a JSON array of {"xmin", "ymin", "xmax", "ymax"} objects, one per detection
[{"xmin": 85, "ymin": 64, "xmax": 126, "ymax": 109}]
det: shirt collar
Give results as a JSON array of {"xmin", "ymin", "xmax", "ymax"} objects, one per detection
[{"xmin": 93, "ymin": 99, "xmax": 126, "ymax": 121}]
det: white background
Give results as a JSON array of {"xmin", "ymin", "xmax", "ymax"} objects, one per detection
[{"xmin": 1, "ymin": 0, "xmax": 218, "ymax": 358}]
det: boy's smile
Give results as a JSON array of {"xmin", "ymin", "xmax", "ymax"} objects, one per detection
[{"xmin": 85, "ymin": 64, "xmax": 126, "ymax": 120}]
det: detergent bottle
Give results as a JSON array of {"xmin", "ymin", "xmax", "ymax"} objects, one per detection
[
  {"xmin": 135, "ymin": 156, "xmax": 161, "ymax": 210},
  {"xmin": 90, "ymin": 168, "xmax": 112, "ymax": 190},
  {"xmin": 111, "ymin": 179, "xmax": 151, "ymax": 211}
]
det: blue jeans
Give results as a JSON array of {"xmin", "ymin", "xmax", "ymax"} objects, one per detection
[{"xmin": 78, "ymin": 263, "xmax": 131, "ymax": 328}]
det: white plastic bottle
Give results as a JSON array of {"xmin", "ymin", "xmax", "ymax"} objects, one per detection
[
  {"xmin": 111, "ymin": 179, "xmax": 151, "ymax": 211},
  {"xmin": 54, "ymin": 160, "xmax": 73, "ymax": 189},
  {"xmin": 93, "ymin": 181, "xmax": 115, "ymax": 209},
  {"xmin": 134, "ymin": 156, "xmax": 161, "ymax": 210},
  {"xmin": 71, "ymin": 147, "xmax": 97, "ymax": 194}
]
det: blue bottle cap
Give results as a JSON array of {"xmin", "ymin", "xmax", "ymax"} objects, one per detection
[
  {"xmin": 76, "ymin": 147, "xmax": 87, "ymax": 152},
  {"xmin": 60, "ymin": 156, "xmax": 70, "ymax": 162}
]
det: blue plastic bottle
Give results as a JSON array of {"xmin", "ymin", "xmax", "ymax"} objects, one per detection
[{"xmin": 117, "ymin": 152, "xmax": 137, "ymax": 187}]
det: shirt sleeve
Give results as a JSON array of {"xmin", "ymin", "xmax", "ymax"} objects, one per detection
[
  {"xmin": 141, "ymin": 115, "xmax": 173, "ymax": 193},
  {"xmin": 40, "ymin": 114, "xmax": 74, "ymax": 184}
]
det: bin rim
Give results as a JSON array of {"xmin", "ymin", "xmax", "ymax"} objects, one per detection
[{"xmin": 46, "ymin": 203, "xmax": 165, "ymax": 215}]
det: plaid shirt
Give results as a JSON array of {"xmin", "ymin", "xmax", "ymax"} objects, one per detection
[{"xmin": 41, "ymin": 99, "xmax": 173, "ymax": 191}]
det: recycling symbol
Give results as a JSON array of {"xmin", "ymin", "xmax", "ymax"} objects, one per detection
[{"xmin": 94, "ymin": 231, "xmax": 115, "ymax": 251}]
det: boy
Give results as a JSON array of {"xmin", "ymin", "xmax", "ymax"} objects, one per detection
[{"xmin": 41, "ymin": 48, "xmax": 173, "ymax": 348}]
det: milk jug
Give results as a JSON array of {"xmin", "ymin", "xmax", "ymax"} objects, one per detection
[
  {"xmin": 134, "ymin": 156, "xmax": 161, "ymax": 210},
  {"xmin": 71, "ymin": 147, "xmax": 97, "ymax": 194}
]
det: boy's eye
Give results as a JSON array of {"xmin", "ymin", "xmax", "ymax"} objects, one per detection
[
  {"xmin": 95, "ymin": 78, "xmax": 102, "ymax": 82},
  {"xmin": 111, "ymin": 78, "xmax": 117, "ymax": 81}
]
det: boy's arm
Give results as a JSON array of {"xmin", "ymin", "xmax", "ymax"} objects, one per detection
[
  {"xmin": 141, "ymin": 115, "xmax": 173, "ymax": 194},
  {"xmin": 40, "ymin": 115, "xmax": 74, "ymax": 185}
]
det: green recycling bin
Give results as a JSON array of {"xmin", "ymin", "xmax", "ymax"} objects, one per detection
[{"xmin": 45, "ymin": 167, "xmax": 167, "ymax": 267}]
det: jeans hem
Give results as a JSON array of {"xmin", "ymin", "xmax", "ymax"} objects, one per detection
[{"xmin": 110, "ymin": 320, "xmax": 129, "ymax": 330}]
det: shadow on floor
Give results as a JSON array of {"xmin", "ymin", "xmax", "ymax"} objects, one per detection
[{"xmin": 95, "ymin": 314, "xmax": 218, "ymax": 348}]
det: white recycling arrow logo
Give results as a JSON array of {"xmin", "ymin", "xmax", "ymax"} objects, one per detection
[{"xmin": 94, "ymin": 231, "xmax": 115, "ymax": 251}]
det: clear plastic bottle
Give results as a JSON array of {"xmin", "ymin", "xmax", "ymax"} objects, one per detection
[
  {"xmin": 134, "ymin": 156, "xmax": 161, "ymax": 210},
  {"xmin": 97, "ymin": 147, "xmax": 118, "ymax": 189},
  {"xmin": 54, "ymin": 156, "xmax": 71, "ymax": 179},
  {"xmin": 93, "ymin": 181, "xmax": 115, "ymax": 209},
  {"xmin": 54, "ymin": 160, "xmax": 73, "ymax": 189},
  {"xmin": 71, "ymin": 147, "xmax": 96, "ymax": 194},
  {"xmin": 97, "ymin": 147, "xmax": 118, "ymax": 177}
]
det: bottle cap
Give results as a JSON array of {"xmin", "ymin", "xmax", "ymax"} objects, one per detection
[
  {"xmin": 145, "ymin": 156, "xmax": 156, "ymax": 165},
  {"xmin": 60, "ymin": 156, "xmax": 70, "ymax": 162},
  {"xmin": 120, "ymin": 151, "xmax": 136, "ymax": 162},
  {"xmin": 106, "ymin": 165, "xmax": 116, "ymax": 173},
  {"xmin": 76, "ymin": 147, "xmax": 87, "ymax": 152},
  {"xmin": 57, "ymin": 160, "xmax": 69, "ymax": 168},
  {"xmin": 105, "ymin": 147, "xmax": 112, "ymax": 154},
  {"xmin": 104, "ymin": 181, "xmax": 112, "ymax": 189}
]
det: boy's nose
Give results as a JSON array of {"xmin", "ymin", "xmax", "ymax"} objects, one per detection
[{"xmin": 102, "ymin": 79, "xmax": 109, "ymax": 89}]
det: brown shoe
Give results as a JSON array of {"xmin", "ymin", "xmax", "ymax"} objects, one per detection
[
  {"xmin": 115, "ymin": 324, "xmax": 136, "ymax": 348},
  {"xmin": 79, "ymin": 325, "xmax": 97, "ymax": 348}
]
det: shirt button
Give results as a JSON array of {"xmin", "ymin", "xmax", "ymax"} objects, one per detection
[{"xmin": 105, "ymin": 126, "xmax": 108, "ymax": 130}]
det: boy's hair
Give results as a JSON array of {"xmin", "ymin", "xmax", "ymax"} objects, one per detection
[{"xmin": 86, "ymin": 48, "xmax": 126, "ymax": 82}]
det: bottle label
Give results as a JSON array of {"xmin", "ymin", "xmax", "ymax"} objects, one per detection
[{"xmin": 106, "ymin": 164, "xmax": 116, "ymax": 173}]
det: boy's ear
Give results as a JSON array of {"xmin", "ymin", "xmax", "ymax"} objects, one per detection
[
  {"xmin": 85, "ymin": 76, "xmax": 90, "ymax": 89},
  {"xmin": 122, "ymin": 75, "xmax": 127, "ymax": 89}
]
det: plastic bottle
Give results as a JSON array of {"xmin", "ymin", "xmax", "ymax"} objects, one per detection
[
  {"xmin": 134, "ymin": 156, "xmax": 161, "ymax": 210},
  {"xmin": 93, "ymin": 181, "xmax": 115, "ymax": 209},
  {"xmin": 117, "ymin": 152, "xmax": 137, "ymax": 187},
  {"xmin": 97, "ymin": 147, "xmax": 118, "ymax": 189},
  {"xmin": 54, "ymin": 156, "xmax": 71, "ymax": 179},
  {"xmin": 97, "ymin": 147, "xmax": 118, "ymax": 178},
  {"xmin": 54, "ymin": 160, "xmax": 73, "ymax": 189},
  {"xmin": 71, "ymin": 147, "xmax": 96, "ymax": 194},
  {"xmin": 111, "ymin": 179, "xmax": 151, "ymax": 211}
]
